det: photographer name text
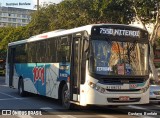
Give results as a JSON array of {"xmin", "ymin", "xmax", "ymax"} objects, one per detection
[{"xmin": 128, "ymin": 112, "xmax": 157, "ymax": 116}]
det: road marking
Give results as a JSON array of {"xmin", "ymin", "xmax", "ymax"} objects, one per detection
[
  {"xmin": 40, "ymin": 107, "xmax": 53, "ymax": 110},
  {"xmin": 0, "ymin": 98, "xmax": 24, "ymax": 100},
  {"xmin": 128, "ymin": 105, "xmax": 160, "ymax": 116},
  {"xmin": 0, "ymin": 91, "xmax": 18, "ymax": 99},
  {"xmin": 57, "ymin": 115, "xmax": 77, "ymax": 118},
  {"xmin": 0, "ymin": 85, "xmax": 8, "ymax": 87},
  {"xmin": 154, "ymin": 105, "xmax": 160, "ymax": 108},
  {"xmin": 97, "ymin": 115, "xmax": 118, "ymax": 118},
  {"xmin": 40, "ymin": 107, "xmax": 76, "ymax": 118},
  {"xmin": 128, "ymin": 105, "xmax": 147, "ymax": 110},
  {"xmin": 17, "ymin": 115, "xmax": 33, "ymax": 118},
  {"xmin": 57, "ymin": 115, "xmax": 118, "ymax": 118},
  {"xmin": 41, "ymin": 108, "xmax": 117, "ymax": 118},
  {"xmin": 140, "ymin": 116, "xmax": 155, "ymax": 118}
]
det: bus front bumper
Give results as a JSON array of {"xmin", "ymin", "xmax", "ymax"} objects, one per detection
[{"xmin": 85, "ymin": 88, "xmax": 149, "ymax": 106}]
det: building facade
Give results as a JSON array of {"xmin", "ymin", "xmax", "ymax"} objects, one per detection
[{"xmin": 0, "ymin": 7, "xmax": 34, "ymax": 27}]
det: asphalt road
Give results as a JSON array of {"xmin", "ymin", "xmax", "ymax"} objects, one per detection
[{"xmin": 0, "ymin": 76, "xmax": 159, "ymax": 118}]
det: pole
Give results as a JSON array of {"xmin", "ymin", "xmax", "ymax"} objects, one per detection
[{"xmin": 37, "ymin": 0, "xmax": 39, "ymax": 11}]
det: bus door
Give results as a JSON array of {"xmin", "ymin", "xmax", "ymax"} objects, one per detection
[
  {"xmin": 70, "ymin": 36, "xmax": 81, "ymax": 102},
  {"xmin": 70, "ymin": 33, "xmax": 88, "ymax": 102},
  {"xmin": 9, "ymin": 47, "xmax": 15, "ymax": 87}
]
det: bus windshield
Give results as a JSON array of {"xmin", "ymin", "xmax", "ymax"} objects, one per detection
[{"xmin": 89, "ymin": 39, "xmax": 148, "ymax": 76}]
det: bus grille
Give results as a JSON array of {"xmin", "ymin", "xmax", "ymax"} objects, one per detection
[
  {"xmin": 99, "ymin": 78, "xmax": 145, "ymax": 84},
  {"xmin": 107, "ymin": 98, "xmax": 141, "ymax": 103},
  {"xmin": 106, "ymin": 89, "xmax": 141, "ymax": 92}
]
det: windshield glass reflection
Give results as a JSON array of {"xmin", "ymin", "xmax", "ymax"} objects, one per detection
[{"xmin": 89, "ymin": 39, "xmax": 148, "ymax": 76}]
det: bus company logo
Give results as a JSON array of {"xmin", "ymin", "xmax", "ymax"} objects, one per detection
[
  {"xmin": 129, "ymin": 84, "xmax": 137, "ymax": 88},
  {"xmin": 33, "ymin": 67, "xmax": 45, "ymax": 85}
]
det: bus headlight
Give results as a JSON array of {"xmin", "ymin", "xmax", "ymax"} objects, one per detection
[
  {"xmin": 88, "ymin": 81, "xmax": 96, "ymax": 88},
  {"xmin": 95, "ymin": 86, "xmax": 100, "ymax": 90},
  {"xmin": 88, "ymin": 81, "xmax": 106, "ymax": 94}
]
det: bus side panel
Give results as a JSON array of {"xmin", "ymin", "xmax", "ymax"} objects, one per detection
[
  {"xmin": 15, "ymin": 63, "xmax": 38, "ymax": 94},
  {"xmin": 46, "ymin": 63, "xmax": 59, "ymax": 98},
  {"xmin": 46, "ymin": 62, "xmax": 70, "ymax": 99},
  {"xmin": 15, "ymin": 63, "xmax": 46, "ymax": 95},
  {"xmin": 10, "ymin": 62, "xmax": 70, "ymax": 99},
  {"xmin": 35, "ymin": 63, "xmax": 46, "ymax": 96}
]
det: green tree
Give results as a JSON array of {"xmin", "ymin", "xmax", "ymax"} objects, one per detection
[
  {"xmin": 0, "ymin": 26, "xmax": 26, "ymax": 50},
  {"xmin": 131, "ymin": 0, "xmax": 160, "ymax": 81},
  {"xmin": 26, "ymin": 6, "xmax": 50, "ymax": 35},
  {"xmin": 55, "ymin": 0, "xmax": 133, "ymax": 27},
  {"xmin": 0, "ymin": 27, "xmax": 14, "ymax": 41},
  {"xmin": 27, "ymin": 0, "xmax": 134, "ymax": 31}
]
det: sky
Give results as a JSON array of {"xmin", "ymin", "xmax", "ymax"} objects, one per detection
[{"xmin": 0, "ymin": 0, "xmax": 63, "ymax": 9}]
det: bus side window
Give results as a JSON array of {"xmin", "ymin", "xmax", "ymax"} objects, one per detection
[
  {"xmin": 57, "ymin": 36, "xmax": 70, "ymax": 62},
  {"xmin": 15, "ymin": 44, "xmax": 27, "ymax": 63}
]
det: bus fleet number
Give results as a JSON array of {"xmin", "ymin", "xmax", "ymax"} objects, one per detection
[{"xmin": 33, "ymin": 67, "xmax": 45, "ymax": 85}]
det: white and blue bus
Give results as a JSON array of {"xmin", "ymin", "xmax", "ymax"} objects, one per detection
[{"xmin": 6, "ymin": 24, "xmax": 150, "ymax": 109}]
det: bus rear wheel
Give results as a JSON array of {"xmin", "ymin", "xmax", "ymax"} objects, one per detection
[
  {"xmin": 18, "ymin": 78, "xmax": 26, "ymax": 97},
  {"xmin": 62, "ymin": 84, "xmax": 74, "ymax": 109}
]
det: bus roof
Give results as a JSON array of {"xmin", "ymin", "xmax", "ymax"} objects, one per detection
[{"xmin": 8, "ymin": 24, "xmax": 147, "ymax": 46}]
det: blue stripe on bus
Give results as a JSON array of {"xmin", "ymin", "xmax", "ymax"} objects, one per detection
[{"xmin": 15, "ymin": 63, "xmax": 70, "ymax": 96}]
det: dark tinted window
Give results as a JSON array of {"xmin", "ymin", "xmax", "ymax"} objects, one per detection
[
  {"xmin": 27, "ymin": 42, "xmax": 36, "ymax": 62},
  {"xmin": 47, "ymin": 38, "xmax": 57, "ymax": 62},
  {"xmin": 9, "ymin": 35, "xmax": 71, "ymax": 63},
  {"xmin": 15, "ymin": 44, "xmax": 27, "ymax": 63},
  {"xmin": 36, "ymin": 40, "xmax": 46, "ymax": 62},
  {"xmin": 57, "ymin": 37, "xmax": 70, "ymax": 62}
]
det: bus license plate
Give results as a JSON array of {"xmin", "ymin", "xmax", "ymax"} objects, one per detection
[{"xmin": 119, "ymin": 96, "xmax": 130, "ymax": 101}]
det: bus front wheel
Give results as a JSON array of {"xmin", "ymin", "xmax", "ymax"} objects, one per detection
[{"xmin": 18, "ymin": 78, "xmax": 26, "ymax": 97}]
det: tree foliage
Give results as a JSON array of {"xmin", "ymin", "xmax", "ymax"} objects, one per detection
[
  {"xmin": 0, "ymin": 27, "xmax": 26, "ymax": 50},
  {"xmin": 0, "ymin": 26, "xmax": 27, "ymax": 59},
  {"xmin": 27, "ymin": 0, "xmax": 134, "ymax": 30},
  {"xmin": 0, "ymin": 0, "xmax": 160, "ymax": 64},
  {"xmin": 130, "ymin": 0, "xmax": 160, "ymax": 81}
]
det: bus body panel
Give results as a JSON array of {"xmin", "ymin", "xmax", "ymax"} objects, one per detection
[
  {"xmin": 82, "ymin": 63, "xmax": 150, "ymax": 105},
  {"xmin": 9, "ymin": 62, "xmax": 70, "ymax": 99},
  {"xmin": 84, "ymin": 75, "xmax": 149, "ymax": 105},
  {"xmin": 86, "ymin": 86, "xmax": 149, "ymax": 105}
]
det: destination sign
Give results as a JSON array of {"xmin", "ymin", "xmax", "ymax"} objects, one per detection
[
  {"xmin": 91, "ymin": 25, "xmax": 148, "ymax": 39},
  {"xmin": 99, "ymin": 28, "xmax": 140, "ymax": 37}
]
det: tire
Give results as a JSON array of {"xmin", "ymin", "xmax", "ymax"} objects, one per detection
[
  {"xmin": 61, "ymin": 84, "xmax": 74, "ymax": 109},
  {"xmin": 18, "ymin": 78, "xmax": 26, "ymax": 97}
]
